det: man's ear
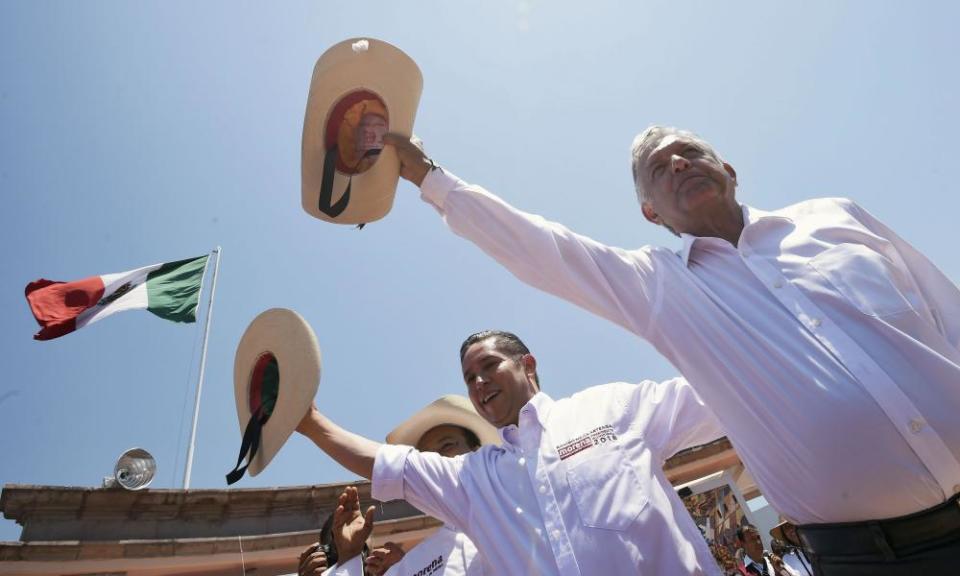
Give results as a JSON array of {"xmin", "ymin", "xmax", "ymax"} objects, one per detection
[
  {"xmin": 522, "ymin": 354, "xmax": 538, "ymax": 384},
  {"xmin": 641, "ymin": 201, "xmax": 660, "ymax": 225},
  {"xmin": 723, "ymin": 162, "xmax": 737, "ymax": 184}
]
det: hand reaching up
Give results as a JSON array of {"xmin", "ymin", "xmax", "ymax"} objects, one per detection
[{"xmin": 332, "ymin": 485, "xmax": 376, "ymax": 564}]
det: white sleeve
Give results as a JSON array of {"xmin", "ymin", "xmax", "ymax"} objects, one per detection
[
  {"xmin": 323, "ymin": 554, "xmax": 364, "ymax": 576},
  {"xmin": 372, "ymin": 444, "xmax": 471, "ymax": 531},
  {"xmin": 636, "ymin": 377, "xmax": 726, "ymax": 460},
  {"xmin": 420, "ymin": 169, "xmax": 662, "ymax": 337},
  {"xmin": 848, "ymin": 199, "xmax": 960, "ymax": 350}
]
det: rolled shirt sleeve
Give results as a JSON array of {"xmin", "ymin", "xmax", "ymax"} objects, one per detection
[{"xmin": 372, "ymin": 443, "xmax": 472, "ymax": 532}]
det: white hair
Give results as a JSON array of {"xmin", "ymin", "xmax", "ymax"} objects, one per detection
[{"xmin": 630, "ymin": 125, "xmax": 723, "ymax": 203}]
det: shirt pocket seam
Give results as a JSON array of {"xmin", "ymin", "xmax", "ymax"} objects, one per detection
[
  {"xmin": 566, "ymin": 447, "xmax": 647, "ymax": 531},
  {"xmin": 807, "ymin": 243, "xmax": 914, "ymax": 318}
]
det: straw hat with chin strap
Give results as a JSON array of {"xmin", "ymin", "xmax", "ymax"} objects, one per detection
[
  {"xmin": 226, "ymin": 308, "xmax": 321, "ymax": 484},
  {"xmin": 386, "ymin": 395, "xmax": 500, "ymax": 449},
  {"xmin": 302, "ymin": 37, "xmax": 423, "ymax": 226}
]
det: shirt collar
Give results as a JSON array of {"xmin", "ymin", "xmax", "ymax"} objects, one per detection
[
  {"xmin": 677, "ymin": 204, "xmax": 786, "ymax": 266},
  {"xmin": 497, "ymin": 391, "xmax": 554, "ymax": 447},
  {"xmin": 744, "ymin": 552, "xmax": 766, "ymax": 570},
  {"xmin": 525, "ymin": 390, "xmax": 554, "ymax": 421}
]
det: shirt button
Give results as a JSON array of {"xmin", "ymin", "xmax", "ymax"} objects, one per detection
[
  {"xmin": 773, "ymin": 280, "xmax": 783, "ymax": 289},
  {"xmin": 539, "ymin": 485, "xmax": 547, "ymax": 494},
  {"xmin": 515, "ymin": 507, "xmax": 523, "ymax": 515},
  {"xmin": 552, "ymin": 529, "xmax": 561, "ymax": 540},
  {"xmin": 518, "ymin": 457, "xmax": 526, "ymax": 466},
  {"xmin": 811, "ymin": 318, "xmax": 822, "ymax": 328},
  {"xmin": 909, "ymin": 419, "xmax": 925, "ymax": 433}
]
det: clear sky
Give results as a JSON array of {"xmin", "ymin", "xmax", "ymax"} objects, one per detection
[{"xmin": 1, "ymin": 1, "xmax": 958, "ymax": 540}]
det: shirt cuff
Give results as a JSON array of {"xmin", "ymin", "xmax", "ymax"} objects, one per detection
[
  {"xmin": 372, "ymin": 443, "xmax": 415, "ymax": 502},
  {"xmin": 419, "ymin": 168, "xmax": 467, "ymax": 212},
  {"xmin": 325, "ymin": 554, "xmax": 364, "ymax": 576}
]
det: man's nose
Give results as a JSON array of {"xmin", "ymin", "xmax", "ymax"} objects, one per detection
[
  {"xmin": 471, "ymin": 374, "xmax": 487, "ymax": 390},
  {"xmin": 671, "ymin": 154, "xmax": 690, "ymax": 172}
]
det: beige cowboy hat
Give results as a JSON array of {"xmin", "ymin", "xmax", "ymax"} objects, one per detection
[
  {"xmin": 386, "ymin": 395, "xmax": 501, "ymax": 448},
  {"xmin": 226, "ymin": 308, "xmax": 321, "ymax": 484},
  {"xmin": 301, "ymin": 37, "xmax": 423, "ymax": 226}
]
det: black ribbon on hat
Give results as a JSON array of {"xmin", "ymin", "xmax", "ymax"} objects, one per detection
[
  {"xmin": 226, "ymin": 353, "xmax": 280, "ymax": 485},
  {"xmin": 318, "ymin": 146, "xmax": 381, "ymax": 219},
  {"xmin": 225, "ymin": 404, "xmax": 267, "ymax": 485}
]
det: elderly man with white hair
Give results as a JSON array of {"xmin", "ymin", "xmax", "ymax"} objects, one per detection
[{"xmin": 382, "ymin": 129, "xmax": 960, "ymax": 575}]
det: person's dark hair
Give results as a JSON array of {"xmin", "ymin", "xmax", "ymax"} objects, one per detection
[
  {"xmin": 459, "ymin": 330, "xmax": 539, "ymax": 386},
  {"xmin": 319, "ymin": 511, "xmax": 338, "ymax": 565},
  {"xmin": 736, "ymin": 524, "xmax": 758, "ymax": 542},
  {"xmin": 462, "ymin": 426, "xmax": 482, "ymax": 450}
]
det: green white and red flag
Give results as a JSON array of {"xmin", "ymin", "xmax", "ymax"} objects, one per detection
[{"xmin": 25, "ymin": 255, "xmax": 210, "ymax": 341}]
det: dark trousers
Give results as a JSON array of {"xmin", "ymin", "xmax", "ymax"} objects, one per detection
[{"xmin": 796, "ymin": 495, "xmax": 960, "ymax": 575}]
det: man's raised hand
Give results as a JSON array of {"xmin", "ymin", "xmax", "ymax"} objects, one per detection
[
  {"xmin": 332, "ymin": 485, "xmax": 376, "ymax": 564},
  {"xmin": 383, "ymin": 133, "xmax": 432, "ymax": 187}
]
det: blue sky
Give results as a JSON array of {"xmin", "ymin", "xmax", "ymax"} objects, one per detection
[{"xmin": 2, "ymin": 1, "xmax": 958, "ymax": 540}]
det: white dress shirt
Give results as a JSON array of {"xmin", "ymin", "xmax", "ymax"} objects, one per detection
[
  {"xmin": 373, "ymin": 379, "xmax": 725, "ymax": 576},
  {"xmin": 323, "ymin": 525, "xmax": 482, "ymax": 576},
  {"xmin": 418, "ymin": 169, "xmax": 960, "ymax": 524}
]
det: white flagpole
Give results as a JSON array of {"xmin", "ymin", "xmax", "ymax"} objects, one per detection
[{"xmin": 183, "ymin": 246, "xmax": 221, "ymax": 490}]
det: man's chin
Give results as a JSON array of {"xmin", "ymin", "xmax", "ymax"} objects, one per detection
[{"xmin": 681, "ymin": 183, "xmax": 722, "ymax": 210}]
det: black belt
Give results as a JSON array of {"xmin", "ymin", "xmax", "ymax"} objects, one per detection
[{"xmin": 796, "ymin": 493, "xmax": 960, "ymax": 560}]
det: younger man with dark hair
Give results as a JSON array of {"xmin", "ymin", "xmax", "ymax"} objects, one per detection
[{"xmin": 296, "ymin": 330, "xmax": 725, "ymax": 575}]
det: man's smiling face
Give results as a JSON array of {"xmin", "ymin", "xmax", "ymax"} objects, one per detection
[{"xmin": 461, "ymin": 336, "xmax": 539, "ymax": 429}]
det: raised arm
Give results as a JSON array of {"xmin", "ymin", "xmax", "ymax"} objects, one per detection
[
  {"xmin": 637, "ymin": 377, "xmax": 726, "ymax": 460},
  {"xmin": 384, "ymin": 134, "xmax": 662, "ymax": 338},
  {"xmin": 296, "ymin": 405, "xmax": 381, "ymax": 480},
  {"xmin": 297, "ymin": 403, "xmax": 473, "ymax": 533}
]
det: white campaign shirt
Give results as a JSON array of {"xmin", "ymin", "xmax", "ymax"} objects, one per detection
[
  {"xmin": 384, "ymin": 525, "xmax": 482, "ymax": 576},
  {"xmin": 324, "ymin": 525, "xmax": 482, "ymax": 576},
  {"xmin": 419, "ymin": 169, "xmax": 960, "ymax": 524},
  {"xmin": 373, "ymin": 379, "xmax": 725, "ymax": 576}
]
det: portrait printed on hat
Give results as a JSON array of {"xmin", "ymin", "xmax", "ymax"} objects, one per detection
[{"xmin": 325, "ymin": 90, "xmax": 390, "ymax": 176}]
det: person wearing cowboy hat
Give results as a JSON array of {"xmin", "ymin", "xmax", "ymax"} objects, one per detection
[
  {"xmin": 296, "ymin": 329, "xmax": 726, "ymax": 575},
  {"xmin": 299, "ymin": 396, "xmax": 493, "ymax": 576}
]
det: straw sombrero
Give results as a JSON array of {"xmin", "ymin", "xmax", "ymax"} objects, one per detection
[
  {"xmin": 226, "ymin": 308, "xmax": 321, "ymax": 484},
  {"xmin": 386, "ymin": 395, "xmax": 500, "ymax": 448},
  {"xmin": 301, "ymin": 38, "xmax": 423, "ymax": 226}
]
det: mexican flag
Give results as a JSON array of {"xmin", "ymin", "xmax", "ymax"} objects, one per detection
[{"xmin": 25, "ymin": 255, "xmax": 210, "ymax": 341}]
